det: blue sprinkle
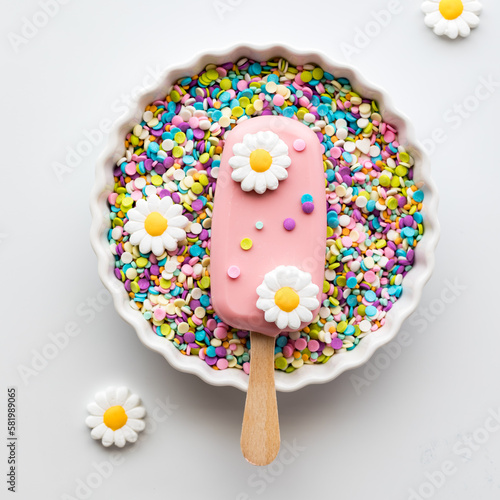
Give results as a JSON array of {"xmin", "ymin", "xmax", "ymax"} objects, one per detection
[
  {"xmin": 365, "ymin": 290, "xmax": 377, "ymax": 303},
  {"xmin": 365, "ymin": 306, "xmax": 377, "ymax": 317},
  {"xmin": 413, "ymin": 190, "xmax": 424, "ymax": 203},
  {"xmin": 301, "ymin": 193, "xmax": 313, "ymax": 203}
]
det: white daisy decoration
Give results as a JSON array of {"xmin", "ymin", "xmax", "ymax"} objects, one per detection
[
  {"xmin": 85, "ymin": 386, "xmax": 146, "ymax": 448},
  {"xmin": 229, "ymin": 131, "xmax": 291, "ymax": 194},
  {"xmin": 422, "ymin": 0, "xmax": 481, "ymax": 39},
  {"xmin": 256, "ymin": 265, "xmax": 320, "ymax": 330},
  {"xmin": 125, "ymin": 194, "xmax": 188, "ymax": 256}
]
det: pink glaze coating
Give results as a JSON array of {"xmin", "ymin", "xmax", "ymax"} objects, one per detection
[{"xmin": 211, "ymin": 116, "xmax": 326, "ymax": 337}]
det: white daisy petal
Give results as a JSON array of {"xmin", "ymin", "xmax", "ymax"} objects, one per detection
[
  {"xmin": 129, "ymin": 229, "xmax": 147, "ymax": 246},
  {"xmin": 126, "ymin": 406, "xmax": 146, "ymax": 419},
  {"xmin": 421, "ymin": 0, "xmax": 439, "ymax": 12},
  {"xmin": 123, "ymin": 393, "xmax": 141, "ymax": 411},
  {"xmin": 229, "ymin": 156, "xmax": 251, "ymax": 168},
  {"xmin": 276, "ymin": 311, "xmax": 289, "ymax": 330},
  {"xmin": 90, "ymin": 423, "xmax": 108, "ymax": 440},
  {"xmin": 115, "ymin": 387, "xmax": 130, "ymax": 406},
  {"xmin": 162, "ymin": 233, "xmax": 178, "ymax": 251},
  {"xmin": 85, "ymin": 415, "xmax": 103, "ymax": 428},
  {"xmin": 167, "ymin": 215, "xmax": 188, "ymax": 228},
  {"xmin": 159, "ymin": 196, "xmax": 173, "ymax": 213},
  {"xmin": 113, "ymin": 428, "xmax": 126, "ymax": 448},
  {"xmin": 106, "ymin": 387, "xmax": 118, "ymax": 406},
  {"xmin": 300, "ymin": 297, "xmax": 320, "ymax": 309},
  {"xmin": 287, "ymin": 310, "xmax": 301, "ymax": 330},
  {"xmin": 264, "ymin": 306, "xmax": 280, "ymax": 323},
  {"xmin": 463, "ymin": 1, "xmax": 482, "ymax": 14},
  {"xmin": 241, "ymin": 171, "xmax": 257, "ymax": 192},
  {"xmin": 127, "ymin": 418, "xmax": 146, "ymax": 432},
  {"xmin": 254, "ymin": 173, "xmax": 267, "ymax": 194},
  {"xmin": 151, "ymin": 237, "xmax": 164, "ymax": 256},
  {"xmin": 231, "ymin": 165, "xmax": 252, "ymax": 182},
  {"xmin": 95, "ymin": 391, "xmax": 109, "ymax": 411},
  {"xmin": 232, "ymin": 142, "xmax": 252, "ymax": 157},
  {"xmin": 271, "ymin": 155, "xmax": 291, "ymax": 167},
  {"xmin": 433, "ymin": 18, "xmax": 449, "ymax": 35},
  {"xmin": 269, "ymin": 165, "xmax": 289, "ymax": 181},
  {"xmin": 256, "ymin": 298, "xmax": 276, "ymax": 310},
  {"xmin": 139, "ymin": 234, "xmax": 153, "ymax": 254},
  {"xmin": 87, "ymin": 402, "xmax": 105, "ymax": 416},
  {"xmin": 424, "ymin": 10, "xmax": 444, "ymax": 26},
  {"xmin": 256, "ymin": 130, "xmax": 279, "ymax": 150},
  {"xmin": 135, "ymin": 200, "xmax": 150, "ymax": 217},
  {"xmin": 264, "ymin": 170, "xmax": 279, "ymax": 190},
  {"xmin": 242, "ymin": 133, "xmax": 259, "ymax": 151},
  {"xmin": 456, "ymin": 17, "xmax": 471, "ymax": 36},
  {"xmin": 269, "ymin": 141, "xmax": 288, "ymax": 157},
  {"xmin": 264, "ymin": 272, "xmax": 281, "ymax": 292},
  {"xmin": 461, "ymin": 10, "xmax": 480, "ymax": 27},
  {"xmin": 122, "ymin": 425, "xmax": 139, "ymax": 443},
  {"xmin": 126, "ymin": 208, "xmax": 146, "ymax": 222},
  {"xmin": 124, "ymin": 221, "xmax": 143, "ymax": 233},
  {"xmin": 256, "ymin": 287, "xmax": 274, "ymax": 300},
  {"xmin": 299, "ymin": 284, "xmax": 320, "ymax": 297},
  {"xmin": 166, "ymin": 227, "xmax": 186, "ymax": 240},
  {"xmin": 101, "ymin": 428, "xmax": 115, "ymax": 447},
  {"xmin": 296, "ymin": 305, "xmax": 314, "ymax": 322},
  {"xmin": 446, "ymin": 19, "xmax": 459, "ymax": 39},
  {"xmin": 164, "ymin": 204, "xmax": 183, "ymax": 219},
  {"xmin": 148, "ymin": 194, "xmax": 160, "ymax": 212}
]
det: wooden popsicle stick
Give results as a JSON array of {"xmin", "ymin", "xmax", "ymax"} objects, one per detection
[{"xmin": 240, "ymin": 331, "xmax": 280, "ymax": 466}]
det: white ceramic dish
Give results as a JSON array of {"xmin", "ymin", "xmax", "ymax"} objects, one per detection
[{"xmin": 90, "ymin": 44, "xmax": 439, "ymax": 393}]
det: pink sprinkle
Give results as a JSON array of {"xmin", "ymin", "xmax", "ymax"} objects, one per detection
[
  {"xmin": 227, "ymin": 265, "xmax": 241, "ymax": 279},
  {"xmin": 384, "ymin": 131, "xmax": 395, "ymax": 143},
  {"xmin": 237, "ymin": 80, "xmax": 248, "ymax": 91},
  {"xmin": 125, "ymin": 163, "xmax": 136, "ymax": 176},
  {"xmin": 108, "ymin": 192, "xmax": 118, "ymax": 205},
  {"xmin": 188, "ymin": 117, "xmax": 199, "ymax": 128},
  {"xmin": 242, "ymin": 362, "xmax": 250, "ymax": 375},
  {"xmin": 308, "ymin": 340, "xmax": 320, "ymax": 352},
  {"xmin": 154, "ymin": 308, "xmax": 166, "ymax": 321},
  {"xmin": 181, "ymin": 264, "xmax": 193, "ymax": 276},
  {"xmin": 214, "ymin": 327, "xmax": 227, "ymax": 340},
  {"xmin": 342, "ymin": 236, "xmax": 352, "ymax": 248},
  {"xmin": 282, "ymin": 345, "xmax": 293, "ymax": 358},
  {"xmin": 293, "ymin": 139, "xmax": 306, "ymax": 152},
  {"xmin": 295, "ymin": 338, "xmax": 307, "ymax": 351},
  {"xmin": 273, "ymin": 94, "xmax": 285, "ymax": 107},
  {"xmin": 217, "ymin": 358, "xmax": 229, "ymax": 370},
  {"xmin": 331, "ymin": 147, "xmax": 342, "ymax": 159},
  {"xmin": 131, "ymin": 191, "xmax": 142, "ymax": 201},
  {"xmin": 364, "ymin": 271, "xmax": 376, "ymax": 283}
]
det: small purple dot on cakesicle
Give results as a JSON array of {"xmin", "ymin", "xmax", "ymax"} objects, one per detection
[
  {"xmin": 283, "ymin": 218, "xmax": 296, "ymax": 231},
  {"xmin": 293, "ymin": 139, "xmax": 306, "ymax": 152},
  {"xmin": 302, "ymin": 201, "xmax": 314, "ymax": 214},
  {"xmin": 227, "ymin": 265, "xmax": 241, "ymax": 279}
]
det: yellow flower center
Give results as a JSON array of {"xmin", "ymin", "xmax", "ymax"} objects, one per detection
[
  {"xmin": 249, "ymin": 149, "xmax": 272, "ymax": 172},
  {"xmin": 274, "ymin": 287, "xmax": 300, "ymax": 312},
  {"xmin": 103, "ymin": 405, "xmax": 128, "ymax": 431},
  {"xmin": 144, "ymin": 212, "xmax": 168, "ymax": 236},
  {"xmin": 439, "ymin": 0, "xmax": 463, "ymax": 20}
]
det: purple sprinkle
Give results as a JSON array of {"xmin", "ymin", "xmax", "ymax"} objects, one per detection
[{"xmin": 283, "ymin": 218, "xmax": 296, "ymax": 231}]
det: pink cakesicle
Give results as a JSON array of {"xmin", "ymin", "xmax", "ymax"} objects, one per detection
[
  {"xmin": 211, "ymin": 115, "xmax": 326, "ymax": 466},
  {"xmin": 211, "ymin": 115, "xmax": 326, "ymax": 337}
]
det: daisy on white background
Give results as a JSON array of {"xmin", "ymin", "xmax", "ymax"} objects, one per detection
[
  {"xmin": 421, "ymin": 0, "xmax": 481, "ymax": 38},
  {"xmin": 85, "ymin": 387, "xmax": 146, "ymax": 448}
]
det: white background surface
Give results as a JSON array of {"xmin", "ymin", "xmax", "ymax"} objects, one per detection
[{"xmin": 2, "ymin": 1, "xmax": 500, "ymax": 499}]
